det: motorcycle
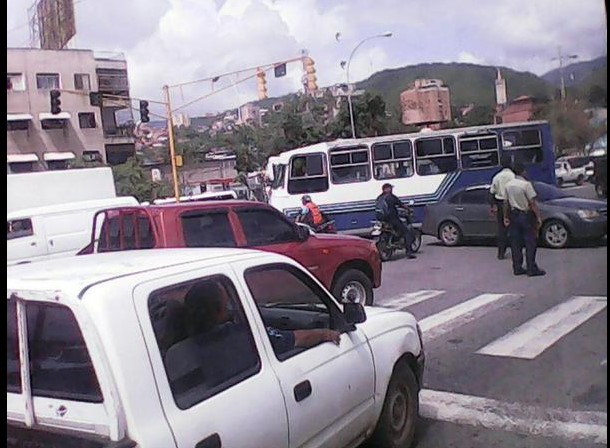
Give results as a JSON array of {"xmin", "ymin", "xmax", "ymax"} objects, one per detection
[
  {"xmin": 296, "ymin": 212, "xmax": 337, "ymax": 234},
  {"xmin": 371, "ymin": 205, "xmax": 422, "ymax": 262}
]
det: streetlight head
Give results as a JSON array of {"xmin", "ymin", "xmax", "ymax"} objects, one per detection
[{"xmin": 381, "ymin": 31, "xmax": 393, "ymax": 37}]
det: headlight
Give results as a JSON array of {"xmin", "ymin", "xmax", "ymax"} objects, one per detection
[{"xmin": 577, "ymin": 209, "xmax": 600, "ymax": 219}]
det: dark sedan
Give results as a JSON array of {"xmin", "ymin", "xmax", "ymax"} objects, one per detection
[{"xmin": 421, "ymin": 182, "xmax": 607, "ymax": 248}]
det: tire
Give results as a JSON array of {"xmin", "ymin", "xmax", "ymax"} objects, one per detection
[
  {"xmin": 557, "ymin": 177, "xmax": 564, "ymax": 187},
  {"xmin": 596, "ymin": 183, "xmax": 606, "ymax": 198},
  {"xmin": 576, "ymin": 175, "xmax": 584, "ymax": 186},
  {"xmin": 369, "ymin": 362, "xmax": 419, "ymax": 448},
  {"xmin": 377, "ymin": 236, "xmax": 394, "ymax": 262},
  {"xmin": 332, "ymin": 269, "xmax": 374, "ymax": 305},
  {"xmin": 409, "ymin": 229, "xmax": 422, "ymax": 253},
  {"xmin": 438, "ymin": 221, "xmax": 462, "ymax": 246},
  {"xmin": 541, "ymin": 219, "xmax": 570, "ymax": 249}
]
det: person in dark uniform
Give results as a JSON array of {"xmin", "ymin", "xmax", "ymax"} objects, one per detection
[
  {"xmin": 376, "ymin": 183, "xmax": 416, "ymax": 259},
  {"xmin": 503, "ymin": 162, "xmax": 546, "ymax": 277},
  {"xmin": 489, "ymin": 156, "xmax": 515, "ymax": 259}
]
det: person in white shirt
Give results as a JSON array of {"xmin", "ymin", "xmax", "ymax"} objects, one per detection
[
  {"xmin": 489, "ymin": 156, "xmax": 515, "ymax": 259},
  {"xmin": 502, "ymin": 162, "xmax": 545, "ymax": 277}
]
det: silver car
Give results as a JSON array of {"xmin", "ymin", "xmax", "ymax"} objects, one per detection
[{"xmin": 421, "ymin": 183, "xmax": 607, "ymax": 249}]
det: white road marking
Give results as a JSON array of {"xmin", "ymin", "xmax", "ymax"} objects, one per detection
[
  {"xmin": 420, "ymin": 389, "xmax": 607, "ymax": 445},
  {"xmin": 418, "ymin": 293, "xmax": 520, "ymax": 341},
  {"xmin": 380, "ymin": 290, "xmax": 445, "ymax": 309},
  {"xmin": 476, "ymin": 296, "xmax": 607, "ymax": 359}
]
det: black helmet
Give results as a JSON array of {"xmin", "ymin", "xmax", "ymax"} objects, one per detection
[
  {"xmin": 382, "ymin": 183, "xmax": 393, "ymax": 190},
  {"xmin": 301, "ymin": 195, "xmax": 312, "ymax": 203}
]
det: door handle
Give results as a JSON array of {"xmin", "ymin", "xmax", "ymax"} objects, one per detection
[
  {"xmin": 294, "ymin": 380, "xmax": 312, "ymax": 402},
  {"xmin": 196, "ymin": 433, "xmax": 221, "ymax": 448},
  {"xmin": 30, "ymin": 242, "xmax": 37, "ymax": 246},
  {"xmin": 455, "ymin": 207, "xmax": 464, "ymax": 211}
]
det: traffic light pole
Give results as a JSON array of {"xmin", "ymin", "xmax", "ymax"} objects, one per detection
[{"xmin": 163, "ymin": 85, "xmax": 181, "ymax": 202}]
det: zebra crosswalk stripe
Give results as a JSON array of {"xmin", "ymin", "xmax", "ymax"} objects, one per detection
[
  {"xmin": 380, "ymin": 290, "xmax": 445, "ymax": 309},
  {"xmin": 476, "ymin": 296, "xmax": 607, "ymax": 359}
]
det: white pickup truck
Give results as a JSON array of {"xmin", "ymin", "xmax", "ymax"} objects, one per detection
[
  {"xmin": 7, "ymin": 249, "xmax": 424, "ymax": 448},
  {"xmin": 555, "ymin": 157, "xmax": 593, "ymax": 186}
]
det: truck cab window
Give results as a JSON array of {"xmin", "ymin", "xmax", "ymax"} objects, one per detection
[
  {"xmin": 7, "ymin": 218, "xmax": 33, "ymax": 240},
  {"xmin": 149, "ymin": 276, "xmax": 261, "ymax": 410}
]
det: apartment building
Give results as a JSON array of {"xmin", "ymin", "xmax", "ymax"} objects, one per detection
[{"xmin": 7, "ymin": 48, "xmax": 135, "ymax": 173}]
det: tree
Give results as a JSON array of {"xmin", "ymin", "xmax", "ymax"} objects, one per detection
[
  {"xmin": 112, "ymin": 157, "xmax": 173, "ymax": 202},
  {"xmin": 330, "ymin": 92, "xmax": 388, "ymax": 138}
]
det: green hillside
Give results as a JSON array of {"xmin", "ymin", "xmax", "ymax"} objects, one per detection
[{"xmin": 357, "ymin": 62, "xmax": 555, "ymax": 113}]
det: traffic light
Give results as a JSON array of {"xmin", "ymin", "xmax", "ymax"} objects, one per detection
[
  {"xmin": 139, "ymin": 100, "xmax": 150, "ymax": 123},
  {"xmin": 303, "ymin": 57, "xmax": 318, "ymax": 92},
  {"xmin": 89, "ymin": 92, "xmax": 103, "ymax": 107},
  {"xmin": 50, "ymin": 90, "xmax": 62, "ymax": 115},
  {"xmin": 256, "ymin": 69, "xmax": 268, "ymax": 100}
]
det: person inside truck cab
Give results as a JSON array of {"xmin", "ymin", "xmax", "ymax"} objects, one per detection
[{"xmin": 183, "ymin": 279, "xmax": 341, "ymax": 355}]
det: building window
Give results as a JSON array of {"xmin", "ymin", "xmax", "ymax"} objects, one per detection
[
  {"xmin": 415, "ymin": 137, "xmax": 458, "ymax": 176},
  {"xmin": 47, "ymin": 160, "xmax": 70, "ymax": 170},
  {"xmin": 458, "ymin": 134, "xmax": 500, "ymax": 170},
  {"xmin": 78, "ymin": 112, "xmax": 97, "ymax": 129},
  {"xmin": 74, "ymin": 73, "xmax": 91, "ymax": 91},
  {"xmin": 329, "ymin": 146, "xmax": 371, "ymax": 184},
  {"xmin": 8, "ymin": 162, "xmax": 34, "ymax": 173},
  {"xmin": 372, "ymin": 141, "xmax": 414, "ymax": 180},
  {"xmin": 82, "ymin": 150, "xmax": 102, "ymax": 162},
  {"xmin": 7, "ymin": 73, "xmax": 25, "ymax": 91},
  {"xmin": 36, "ymin": 73, "xmax": 60, "ymax": 90}
]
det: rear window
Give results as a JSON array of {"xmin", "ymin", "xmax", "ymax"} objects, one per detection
[
  {"xmin": 98, "ymin": 210, "xmax": 155, "ymax": 252},
  {"xmin": 6, "ymin": 299, "xmax": 103, "ymax": 403}
]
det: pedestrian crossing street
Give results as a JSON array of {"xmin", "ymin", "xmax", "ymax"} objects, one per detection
[{"xmin": 378, "ymin": 290, "xmax": 607, "ymax": 360}]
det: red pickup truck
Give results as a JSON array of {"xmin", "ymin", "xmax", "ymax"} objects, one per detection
[{"xmin": 79, "ymin": 201, "xmax": 382, "ymax": 304}]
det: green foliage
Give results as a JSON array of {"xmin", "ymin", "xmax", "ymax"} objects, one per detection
[{"xmin": 111, "ymin": 157, "xmax": 173, "ymax": 202}]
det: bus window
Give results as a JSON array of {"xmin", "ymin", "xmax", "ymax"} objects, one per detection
[
  {"xmin": 271, "ymin": 164, "xmax": 286, "ymax": 189},
  {"xmin": 329, "ymin": 146, "xmax": 371, "ymax": 184},
  {"xmin": 502, "ymin": 129, "xmax": 543, "ymax": 164},
  {"xmin": 287, "ymin": 153, "xmax": 329, "ymax": 194},
  {"xmin": 415, "ymin": 137, "xmax": 458, "ymax": 176},
  {"xmin": 459, "ymin": 134, "xmax": 499, "ymax": 170},
  {"xmin": 372, "ymin": 140, "xmax": 414, "ymax": 180}
]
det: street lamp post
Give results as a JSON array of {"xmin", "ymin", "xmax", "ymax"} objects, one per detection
[
  {"xmin": 551, "ymin": 46, "xmax": 578, "ymax": 101},
  {"xmin": 341, "ymin": 31, "xmax": 392, "ymax": 139}
]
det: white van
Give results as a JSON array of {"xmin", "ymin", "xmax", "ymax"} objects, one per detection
[{"xmin": 7, "ymin": 196, "xmax": 138, "ymax": 265}]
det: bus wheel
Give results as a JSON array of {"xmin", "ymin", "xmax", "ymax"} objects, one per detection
[
  {"xmin": 557, "ymin": 178, "xmax": 564, "ymax": 187},
  {"xmin": 576, "ymin": 175, "xmax": 585, "ymax": 186},
  {"xmin": 439, "ymin": 221, "xmax": 462, "ymax": 247}
]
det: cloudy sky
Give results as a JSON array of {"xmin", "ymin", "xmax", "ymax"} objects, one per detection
[{"xmin": 7, "ymin": 0, "xmax": 607, "ymax": 116}]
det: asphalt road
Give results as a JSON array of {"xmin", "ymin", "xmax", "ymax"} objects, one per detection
[{"xmin": 372, "ymin": 184, "xmax": 607, "ymax": 447}]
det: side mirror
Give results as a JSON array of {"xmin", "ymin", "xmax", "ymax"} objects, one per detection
[
  {"xmin": 296, "ymin": 224, "xmax": 310, "ymax": 242},
  {"xmin": 343, "ymin": 302, "xmax": 367, "ymax": 325}
]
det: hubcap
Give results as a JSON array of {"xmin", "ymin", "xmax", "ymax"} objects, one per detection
[
  {"xmin": 441, "ymin": 224, "xmax": 458, "ymax": 244},
  {"xmin": 546, "ymin": 223, "xmax": 568, "ymax": 247},
  {"xmin": 389, "ymin": 389, "xmax": 408, "ymax": 432},
  {"xmin": 341, "ymin": 281, "xmax": 366, "ymax": 304}
]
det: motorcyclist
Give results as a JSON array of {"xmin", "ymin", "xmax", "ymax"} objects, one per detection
[
  {"xmin": 297, "ymin": 195, "xmax": 325, "ymax": 229},
  {"xmin": 375, "ymin": 183, "xmax": 416, "ymax": 259}
]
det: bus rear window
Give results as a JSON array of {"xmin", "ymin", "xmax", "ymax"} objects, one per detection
[
  {"xmin": 502, "ymin": 129, "xmax": 543, "ymax": 164},
  {"xmin": 288, "ymin": 154, "xmax": 329, "ymax": 194}
]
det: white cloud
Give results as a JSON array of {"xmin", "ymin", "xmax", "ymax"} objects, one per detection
[{"xmin": 6, "ymin": 0, "xmax": 607, "ymax": 115}]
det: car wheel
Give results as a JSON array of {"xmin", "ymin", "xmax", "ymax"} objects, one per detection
[
  {"xmin": 332, "ymin": 269, "xmax": 374, "ymax": 306},
  {"xmin": 369, "ymin": 362, "xmax": 419, "ymax": 448},
  {"xmin": 576, "ymin": 175, "xmax": 585, "ymax": 186},
  {"xmin": 439, "ymin": 221, "xmax": 462, "ymax": 246},
  {"xmin": 541, "ymin": 220, "xmax": 570, "ymax": 249},
  {"xmin": 557, "ymin": 177, "xmax": 564, "ymax": 187},
  {"xmin": 376, "ymin": 236, "xmax": 394, "ymax": 262},
  {"xmin": 596, "ymin": 183, "xmax": 606, "ymax": 198}
]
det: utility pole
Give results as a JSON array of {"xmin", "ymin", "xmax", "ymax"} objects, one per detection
[
  {"xmin": 163, "ymin": 85, "xmax": 181, "ymax": 202},
  {"xmin": 551, "ymin": 46, "xmax": 578, "ymax": 101}
]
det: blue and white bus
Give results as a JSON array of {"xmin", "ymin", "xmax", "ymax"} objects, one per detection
[{"xmin": 267, "ymin": 120, "xmax": 556, "ymax": 234}]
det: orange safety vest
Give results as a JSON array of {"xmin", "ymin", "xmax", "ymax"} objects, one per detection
[{"xmin": 305, "ymin": 202, "xmax": 324, "ymax": 225}]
